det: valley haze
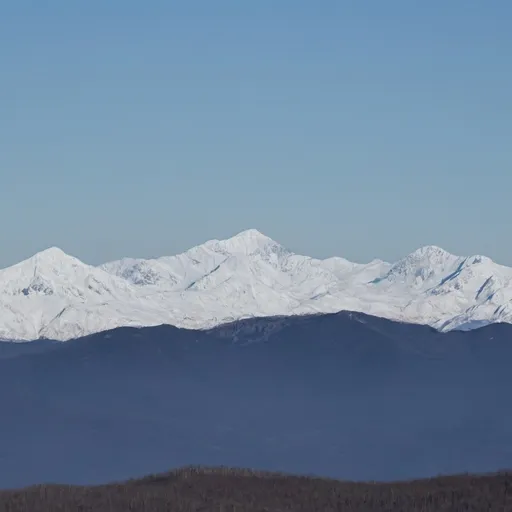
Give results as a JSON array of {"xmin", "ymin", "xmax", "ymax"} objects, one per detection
[
  {"xmin": 1, "ymin": 312, "xmax": 512, "ymax": 488},
  {"xmin": 1, "ymin": 229, "xmax": 511, "ymax": 341}
]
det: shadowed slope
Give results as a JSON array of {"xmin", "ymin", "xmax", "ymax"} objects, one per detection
[{"xmin": 1, "ymin": 312, "xmax": 511, "ymax": 488}]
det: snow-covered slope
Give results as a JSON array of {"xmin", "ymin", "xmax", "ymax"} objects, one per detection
[
  {"xmin": 0, "ymin": 247, "xmax": 156, "ymax": 340},
  {"xmin": 1, "ymin": 229, "xmax": 512, "ymax": 341}
]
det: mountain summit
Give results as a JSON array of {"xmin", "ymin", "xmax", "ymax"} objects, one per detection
[
  {"xmin": 1, "ymin": 230, "xmax": 512, "ymax": 341},
  {"xmin": 209, "ymin": 229, "xmax": 279, "ymax": 255}
]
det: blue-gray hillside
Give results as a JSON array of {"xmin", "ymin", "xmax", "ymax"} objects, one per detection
[{"xmin": 0, "ymin": 311, "xmax": 511, "ymax": 489}]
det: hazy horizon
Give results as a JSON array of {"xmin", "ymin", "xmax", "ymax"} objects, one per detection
[
  {"xmin": 1, "ymin": 227, "xmax": 511, "ymax": 270},
  {"xmin": 2, "ymin": 2, "xmax": 511, "ymax": 267}
]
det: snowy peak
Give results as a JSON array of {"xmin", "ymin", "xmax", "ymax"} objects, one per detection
[
  {"xmin": 1, "ymin": 232, "xmax": 512, "ymax": 341},
  {"xmin": 395, "ymin": 245, "xmax": 459, "ymax": 272},
  {"xmin": 7, "ymin": 246, "xmax": 79, "ymax": 270},
  {"xmin": 32, "ymin": 246, "xmax": 69, "ymax": 261},
  {"xmin": 373, "ymin": 245, "xmax": 461, "ymax": 289},
  {"xmin": 205, "ymin": 229, "xmax": 284, "ymax": 256},
  {"xmin": 0, "ymin": 246, "xmax": 132, "ymax": 300},
  {"xmin": 1, "ymin": 247, "xmax": 82, "ymax": 286},
  {"xmin": 427, "ymin": 253, "xmax": 512, "ymax": 300},
  {"xmin": 101, "ymin": 229, "xmax": 290, "ymax": 291},
  {"xmin": 407, "ymin": 245, "xmax": 456, "ymax": 262},
  {"xmin": 0, "ymin": 247, "xmax": 142, "ymax": 340}
]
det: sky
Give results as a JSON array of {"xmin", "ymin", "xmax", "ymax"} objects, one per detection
[{"xmin": 1, "ymin": 1, "xmax": 511, "ymax": 267}]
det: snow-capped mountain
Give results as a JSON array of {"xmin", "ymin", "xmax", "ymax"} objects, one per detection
[{"xmin": 1, "ymin": 229, "xmax": 512, "ymax": 341}]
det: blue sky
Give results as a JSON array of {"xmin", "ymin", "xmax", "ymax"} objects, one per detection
[{"xmin": 1, "ymin": 1, "xmax": 511, "ymax": 266}]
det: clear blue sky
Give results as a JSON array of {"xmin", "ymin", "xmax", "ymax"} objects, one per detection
[{"xmin": 1, "ymin": 1, "xmax": 511, "ymax": 267}]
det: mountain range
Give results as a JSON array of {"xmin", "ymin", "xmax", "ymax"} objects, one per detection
[{"xmin": 1, "ymin": 228, "xmax": 512, "ymax": 341}]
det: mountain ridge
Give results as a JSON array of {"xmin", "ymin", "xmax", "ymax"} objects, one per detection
[
  {"xmin": 2, "ymin": 311, "xmax": 512, "ymax": 487},
  {"xmin": 1, "ymin": 229, "xmax": 512, "ymax": 341}
]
